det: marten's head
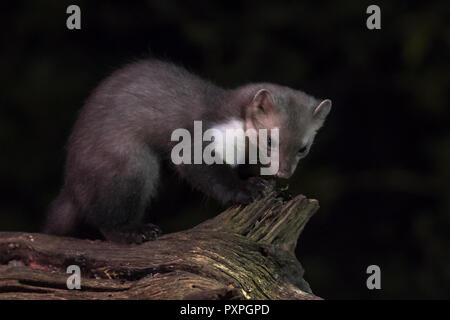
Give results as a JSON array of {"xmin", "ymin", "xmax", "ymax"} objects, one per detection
[{"xmin": 244, "ymin": 86, "xmax": 331, "ymax": 179}]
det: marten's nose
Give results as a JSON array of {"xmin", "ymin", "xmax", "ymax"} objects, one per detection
[{"xmin": 275, "ymin": 171, "xmax": 290, "ymax": 179}]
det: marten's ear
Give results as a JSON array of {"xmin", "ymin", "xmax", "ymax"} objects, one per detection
[
  {"xmin": 313, "ymin": 99, "xmax": 332, "ymax": 121},
  {"xmin": 245, "ymin": 89, "xmax": 275, "ymax": 131},
  {"xmin": 249, "ymin": 89, "xmax": 274, "ymax": 116}
]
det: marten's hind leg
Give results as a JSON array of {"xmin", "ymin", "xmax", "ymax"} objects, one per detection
[
  {"xmin": 82, "ymin": 147, "xmax": 162, "ymax": 244},
  {"xmin": 100, "ymin": 223, "xmax": 161, "ymax": 244}
]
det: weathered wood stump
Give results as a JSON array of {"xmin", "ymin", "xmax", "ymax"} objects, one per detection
[{"xmin": 0, "ymin": 186, "xmax": 321, "ymax": 300}]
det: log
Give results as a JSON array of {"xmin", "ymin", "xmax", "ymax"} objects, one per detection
[{"xmin": 0, "ymin": 185, "xmax": 321, "ymax": 300}]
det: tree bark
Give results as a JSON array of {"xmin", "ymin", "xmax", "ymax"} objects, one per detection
[{"xmin": 0, "ymin": 186, "xmax": 321, "ymax": 300}]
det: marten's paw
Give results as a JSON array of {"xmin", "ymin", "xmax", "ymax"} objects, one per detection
[
  {"xmin": 234, "ymin": 177, "xmax": 274, "ymax": 204},
  {"xmin": 101, "ymin": 223, "xmax": 162, "ymax": 244}
]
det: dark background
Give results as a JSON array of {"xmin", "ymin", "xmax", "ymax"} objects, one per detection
[{"xmin": 1, "ymin": 0, "xmax": 449, "ymax": 299}]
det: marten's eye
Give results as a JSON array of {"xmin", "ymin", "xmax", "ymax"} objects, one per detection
[
  {"xmin": 298, "ymin": 146, "xmax": 308, "ymax": 154},
  {"xmin": 267, "ymin": 137, "xmax": 272, "ymax": 148}
]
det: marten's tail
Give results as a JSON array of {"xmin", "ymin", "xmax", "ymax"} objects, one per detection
[{"xmin": 43, "ymin": 191, "xmax": 78, "ymax": 236}]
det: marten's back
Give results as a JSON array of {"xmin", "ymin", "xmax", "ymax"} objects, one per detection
[{"xmin": 67, "ymin": 60, "xmax": 228, "ymax": 155}]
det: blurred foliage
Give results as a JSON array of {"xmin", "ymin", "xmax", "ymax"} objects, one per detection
[{"xmin": 1, "ymin": 0, "xmax": 449, "ymax": 299}]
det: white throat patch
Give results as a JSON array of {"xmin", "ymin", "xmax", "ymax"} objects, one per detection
[{"xmin": 210, "ymin": 119, "xmax": 246, "ymax": 167}]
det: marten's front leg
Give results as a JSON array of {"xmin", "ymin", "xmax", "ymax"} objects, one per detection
[{"xmin": 173, "ymin": 163, "xmax": 270, "ymax": 205}]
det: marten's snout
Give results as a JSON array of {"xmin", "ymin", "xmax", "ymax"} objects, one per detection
[
  {"xmin": 275, "ymin": 171, "xmax": 291, "ymax": 179},
  {"xmin": 275, "ymin": 158, "xmax": 299, "ymax": 179}
]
